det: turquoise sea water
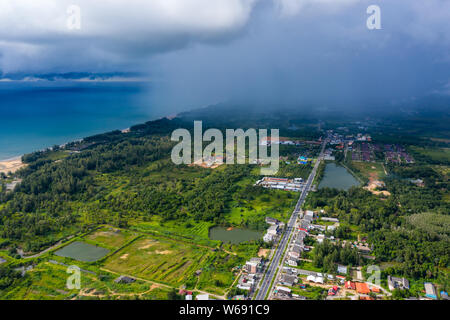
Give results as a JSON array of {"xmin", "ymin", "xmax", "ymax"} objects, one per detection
[{"xmin": 0, "ymin": 82, "xmax": 159, "ymax": 160}]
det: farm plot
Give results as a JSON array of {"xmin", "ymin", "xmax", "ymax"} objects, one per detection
[
  {"xmin": 102, "ymin": 236, "xmax": 214, "ymax": 287},
  {"xmin": 0, "ymin": 261, "xmax": 166, "ymax": 300},
  {"xmin": 85, "ymin": 227, "xmax": 138, "ymax": 250}
]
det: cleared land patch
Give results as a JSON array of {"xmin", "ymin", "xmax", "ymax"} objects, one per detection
[
  {"xmin": 103, "ymin": 236, "xmax": 214, "ymax": 287},
  {"xmin": 85, "ymin": 227, "xmax": 138, "ymax": 250}
]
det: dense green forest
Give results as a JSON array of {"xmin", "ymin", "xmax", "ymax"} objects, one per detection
[{"xmin": 305, "ymin": 182, "xmax": 449, "ymax": 282}]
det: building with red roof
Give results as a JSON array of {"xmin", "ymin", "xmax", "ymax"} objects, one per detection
[
  {"xmin": 345, "ymin": 281, "xmax": 356, "ymax": 290},
  {"xmin": 355, "ymin": 282, "xmax": 370, "ymax": 294}
]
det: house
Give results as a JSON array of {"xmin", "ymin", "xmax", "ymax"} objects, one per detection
[
  {"xmin": 424, "ymin": 283, "xmax": 437, "ymax": 300},
  {"xmin": 244, "ymin": 257, "xmax": 262, "ymax": 274},
  {"xmin": 265, "ymin": 217, "xmax": 280, "ymax": 225},
  {"xmin": 276, "ymin": 286, "xmax": 291, "ymax": 295},
  {"xmin": 245, "ymin": 261, "xmax": 258, "ymax": 274},
  {"xmin": 289, "ymin": 245, "xmax": 303, "ymax": 259},
  {"xmin": 328, "ymin": 286, "xmax": 339, "ymax": 296},
  {"xmin": 371, "ymin": 286, "xmax": 380, "ymax": 293},
  {"xmin": 280, "ymin": 274, "xmax": 298, "ymax": 287},
  {"xmin": 387, "ymin": 276, "xmax": 410, "ymax": 291},
  {"xmin": 299, "ymin": 220, "xmax": 310, "ymax": 230},
  {"xmin": 306, "ymin": 275, "xmax": 323, "ymax": 284},
  {"xmin": 287, "ymin": 259, "xmax": 297, "ymax": 267},
  {"xmin": 321, "ymin": 217, "xmax": 339, "ymax": 223},
  {"xmin": 359, "ymin": 296, "xmax": 374, "ymax": 300},
  {"xmin": 306, "ymin": 275, "xmax": 316, "ymax": 282},
  {"xmin": 237, "ymin": 273, "xmax": 256, "ymax": 291},
  {"xmin": 185, "ymin": 295, "xmax": 192, "ymax": 300},
  {"xmin": 337, "ymin": 265, "xmax": 347, "ymax": 275},
  {"xmin": 345, "ymin": 281, "xmax": 356, "ymax": 290},
  {"xmin": 263, "ymin": 233, "xmax": 274, "ymax": 243},
  {"xmin": 311, "ymin": 224, "xmax": 326, "ymax": 232},
  {"xmin": 114, "ymin": 275, "xmax": 135, "ymax": 284},
  {"xmin": 317, "ymin": 234, "xmax": 325, "ymax": 244},
  {"xmin": 293, "ymin": 237, "xmax": 304, "ymax": 247},
  {"xmin": 267, "ymin": 225, "xmax": 279, "ymax": 236},
  {"xmin": 355, "ymin": 282, "xmax": 370, "ymax": 294},
  {"xmin": 355, "ymin": 243, "xmax": 372, "ymax": 254},
  {"xmin": 196, "ymin": 294, "xmax": 209, "ymax": 300},
  {"xmin": 304, "ymin": 210, "xmax": 314, "ymax": 221},
  {"xmin": 5, "ymin": 180, "xmax": 21, "ymax": 192}
]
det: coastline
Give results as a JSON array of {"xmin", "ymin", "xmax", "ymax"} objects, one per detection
[
  {"xmin": 0, "ymin": 114, "xmax": 177, "ymax": 172},
  {"xmin": 0, "ymin": 156, "xmax": 26, "ymax": 174}
]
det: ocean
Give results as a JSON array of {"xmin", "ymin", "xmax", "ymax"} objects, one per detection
[{"xmin": 0, "ymin": 82, "xmax": 161, "ymax": 160}]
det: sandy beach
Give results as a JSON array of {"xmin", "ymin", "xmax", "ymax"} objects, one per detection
[{"xmin": 0, "ymin": 156, "xmax": 26, "ymax": 174}]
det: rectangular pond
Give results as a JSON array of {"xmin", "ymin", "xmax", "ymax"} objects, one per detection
[
  {"xmin": 318, "ymin": 163, "xmax": 360, "ymax": 190},
  {"xmin": 209, "ymin": 227, "xmax": 263, "ymax": 244},
  {"xmin": 54, "ymin": 241, "xmax": 109, "ymax": 262}
]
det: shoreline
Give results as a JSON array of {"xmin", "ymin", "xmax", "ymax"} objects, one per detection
[
  {"xmin": 0, "ymin": 114, "xmax": 178, "ymax": 167},
  {"xmin": 0, "ymin": 156, "xmax": 26, "ymax": 174},
  {"xmin": 0, "ymin": 155, "xmax": 22, "ymax": 162}
]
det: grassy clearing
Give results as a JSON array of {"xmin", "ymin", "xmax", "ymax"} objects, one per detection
[
  {"xmin": 84, "ymin": 227, "xmax": 139, "ymax": 250},
  {"xmin": 227, "ymin": 190, "xmax": 296, "ymax": 225},
  {"xmin": 350, "ymin": 161, "xmax": 386, "ymax": 182},
  {"xmin": 410, "ymin": 146, "xmax": 450, "ymax": 163},
  {"xmin": 195, "ymin": 253, "xmax": 243, "ymax": 296},
  {"xmin": 103, "ymin": 236, "xmax": 214, "ymax": 287},
  {"xmin": 0, "ymin": 261, "xmax": 171, "ymax": 300},
  {"xmin": 406, "ymin": 212, "xmax": 450, "ymax": 240}
]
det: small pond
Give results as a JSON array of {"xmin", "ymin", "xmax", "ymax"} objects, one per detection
[
  {"xmin": 54, "ymin": 241, "xmax": 109, "ymax": 262},
  {"xmin": 209, "ymin": 227, "xmax": 263, "ymax": 244}
]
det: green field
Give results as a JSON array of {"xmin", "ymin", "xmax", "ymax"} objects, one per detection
[
  {"xmin": 410, "ymin": 146, "xmax": 450, "ymax": 163},
  {"xmin": 350, "ymin": 161, "xmax": 386, "ymax": 182},
  {"xmin": 0, "ymin": 261, "xmax": 171, "ymax": 300},
  {"xmin": 227, "ymin": 189, "xmax": 296, "ymax": 226},
  {"xmin": 103, "ymin": 236, "xmax": 215, "ymax": 287},
  {"xmin": 85, "ymin": 227, "xmax": 139, "ymax": 250}
]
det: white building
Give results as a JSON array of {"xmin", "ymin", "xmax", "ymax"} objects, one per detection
[
  {"xmin": 263, "ymin": 233, "xmax": 274, "ymax": 243},
  {"xmin": 267, "ymin": 225, "xmax": 279, "ymax": 236}
]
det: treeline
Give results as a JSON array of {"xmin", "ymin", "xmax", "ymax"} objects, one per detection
[
  {"xmin": 0, "ymin": 133, "xmax": 174, "ymax": 245},
  {"xmin": 312, "ymin": 240, "xmax": 360, "ymax": 274},
  {"xmin": 305, "ymin": 185, "xmax": 450, "ymax": 278}
]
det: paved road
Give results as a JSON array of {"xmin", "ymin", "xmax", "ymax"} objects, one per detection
[{"xmin": 255, "ymin": 140, "xmax": 327, "ymax": 300}]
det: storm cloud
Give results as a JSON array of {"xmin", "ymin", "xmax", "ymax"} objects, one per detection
[{"xmin": 1, "ymin": 0, "xmax": 450, "ymax": 111}]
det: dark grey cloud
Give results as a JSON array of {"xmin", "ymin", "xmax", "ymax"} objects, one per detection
[
  {"xmin": 1, "ymin": 0, "xmax": 449, "ymax": 111},
  {"xmin": 147, "ymin": 0, "xmax": 450, "ymax": 112}
]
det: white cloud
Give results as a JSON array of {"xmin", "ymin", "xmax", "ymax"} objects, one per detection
[
  {"xmin": 274, "ymin": 0, "xmax": 358, "ymax": 16},
  {"xmin": 0, "ymin": 0, "xmax": 257, "ymax": 72},
  {"xmin": 0, "ymin": 0, "xmax": 450, "ymax": 76}
]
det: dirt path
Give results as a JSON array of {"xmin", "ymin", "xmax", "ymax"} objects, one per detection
[{"xmin": 100, "ymin": 267, "xmax": 226, "ymax": 300}]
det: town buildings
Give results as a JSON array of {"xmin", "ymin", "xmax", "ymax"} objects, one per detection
[
  {"xmin": 387, "ymin": 276, "xmax": 410, "ymax": 291},
  {"xmin": 424, "ymin": 282, "xmax": 438, "ymax": 300}
]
